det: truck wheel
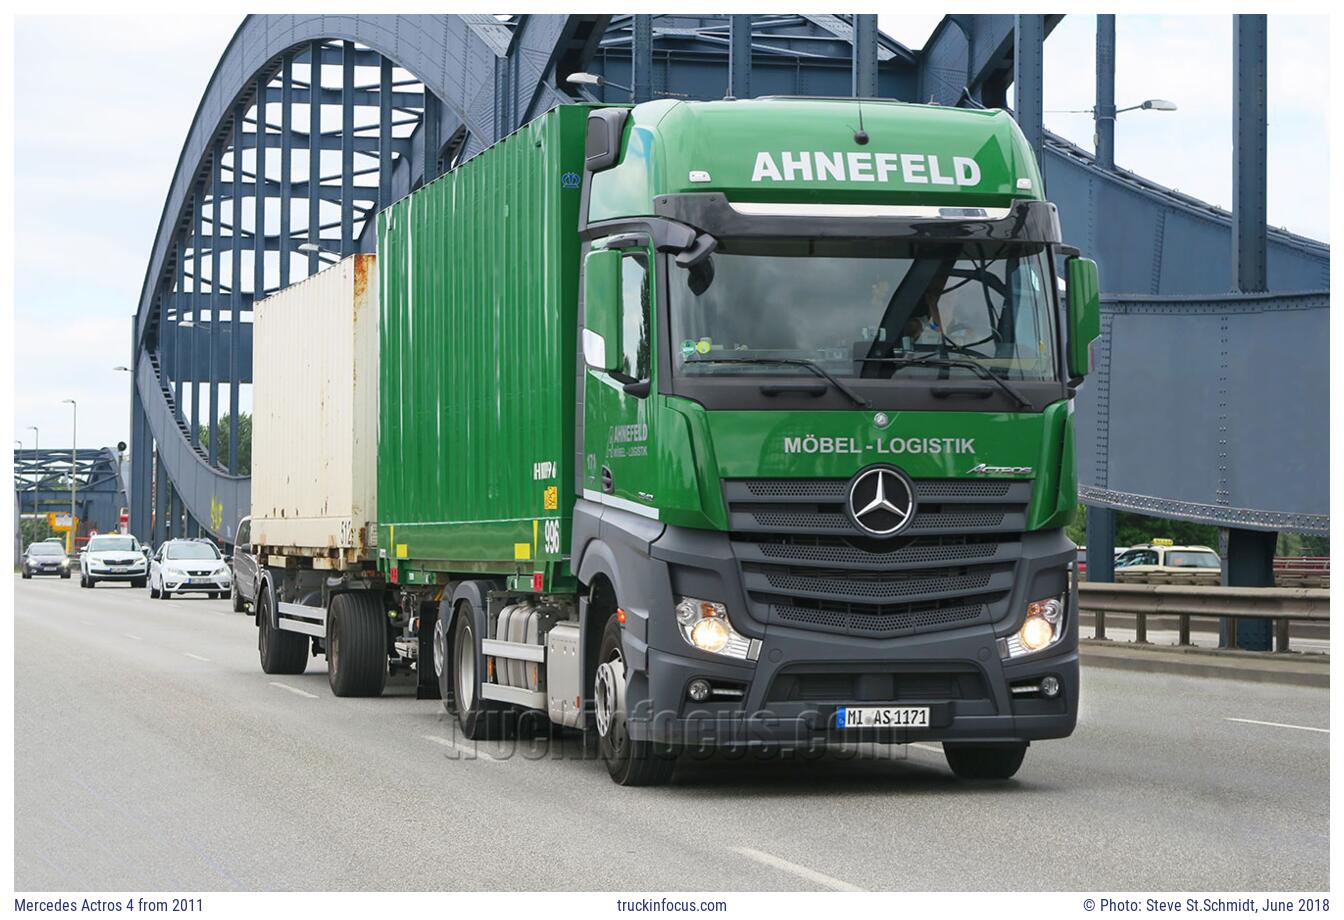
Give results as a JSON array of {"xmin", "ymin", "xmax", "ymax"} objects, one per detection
[
  {"xmin": 450, "ymin": 603, "xmax": 508, "ymax": 739},
  {"xmin": 231, "ymin": 582, "xmax": 247, "ymax": 613},
  {"xmin": 944, "ymin": 742, "xmax": 1028, "ymax": 780},
  {"xmin": 595, "ymin": 613, "xmax": 676, "ymax": 787},
  {"xmin": 258, "ymin": 586, "xmax": 307, "ymax": 674},
  {"xmin": 326, "ymin": 592, "xmax": 387, "ymax": 697}
]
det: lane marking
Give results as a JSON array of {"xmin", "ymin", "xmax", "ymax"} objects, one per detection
[
  {"xmin": 124, "ymin": 634, "xmax": 143, "ymax": 641},
  {"xmin": 732, "ymin": 846, "xmax": 864, "ymax": 892},
  {"xmin": 184, "ymin": 653, "xmax": 211, "ymax": 662},
  {"xmin": 1225, "ymin": 717, "xmax": 1328, "ymax": 734},
  {"xmin": 420, "ymin": 734, "xmax": 500, "ymax": 762},
  {"xmin": 910, "ymin": 743, "xmax": 943, "ymax": 755},
  {"xmin": 269, "ymin": 681, "xmax": 318, "ymax": 699}
]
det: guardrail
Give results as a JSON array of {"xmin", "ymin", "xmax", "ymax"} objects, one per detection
[{"xmin": 1078, "ymin": 583, "xmax": 1330, "ymax": 653}]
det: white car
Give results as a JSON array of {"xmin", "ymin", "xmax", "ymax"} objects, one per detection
[
  {"xmin": 149, "ymin": 539, "xmax": 232, "ymax": 600},
  {"xmin": 80, "ymin": 534, "xmax": 148, "ymax": 588}
]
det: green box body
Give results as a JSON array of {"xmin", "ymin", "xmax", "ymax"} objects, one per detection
[{"xmin": 376, "ymin": 106, "xmax": 587, "ymax": 582}]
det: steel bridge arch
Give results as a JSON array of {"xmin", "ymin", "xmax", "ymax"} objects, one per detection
[{"xmin": 130, "ymin": 14, "xmax": 612, "ymax": 545}]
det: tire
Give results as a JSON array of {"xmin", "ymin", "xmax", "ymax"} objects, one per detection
[
  {"xmin": 594, "ymin": 612, "xmax": 676, "ymax": 786},
  {"xmin": 231, "ymin": 582, "xmax": 247, "ymax": 613},
  {"xmin": 60, "ymin": 570, "xmax": 71, "ymax": 579},
  {"xmin": 944, "ymin": 742, "xmax": 1028, "ymax": 780},
  {"xmin": 450, "ymin": 603, "xmax": 509, "ymax": 740},
  {"xmin": 326, "ymin": 592, "xmax": 388, "ymax": 697},
  {"xmin": 131, "ymin": 577, "xmax": 145, "ymax": 589},
  {"xmin": 21, "ymin": 568, "xmax": 31, "ymax": 580},
  {"xmin": 258, "ymin": 586, "xmax": 308, "ymax": 675},
  {"xmin": 159, "ymin": 588, "xmax": 171, "ymax": 601},
  {"xmin": 150, "ymin": 580, "xmax": 160, "ymax": 599},
  {"xmin": 87, "ymin": 577, "xmax": 98, "ymax": 589}
]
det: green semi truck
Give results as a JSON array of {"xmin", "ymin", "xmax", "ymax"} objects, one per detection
[{"xmin": 248, "ymin": 98, "xmax": 1101, "ymax": 786}]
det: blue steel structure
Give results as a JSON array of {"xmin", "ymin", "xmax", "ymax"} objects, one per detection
[
  {"xmin": 14, "ymin": 448, "xmax": 130, "ymax": 541},
  {"xmin": 129, "ymin": 16, "xmax": 1329, "ymax": 595}
]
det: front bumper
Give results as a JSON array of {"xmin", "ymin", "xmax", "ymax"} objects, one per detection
[
  {"xmin": 29, "ymin": 564, "xmax": 68, "ymax": 576},
  {"xmin": 631, "ymin": 626, "xmax": 1077, "ymax": 747},
  {"xmin": 162, "ymin": 572, "xmax": 231, "ymax": 592},
  {"xmin": 89, "ymin": 567, "xmax": 146, "ymax": 581}
]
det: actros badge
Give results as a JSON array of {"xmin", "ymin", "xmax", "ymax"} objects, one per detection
[{"xmin": 846, "ymin": 465, "xmax": 917, "ymax": 537}]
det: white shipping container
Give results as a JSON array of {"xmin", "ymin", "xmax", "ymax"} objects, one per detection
[{"xmin": 250, "ymin": 254, "xmax": 378, "ymax": 559}]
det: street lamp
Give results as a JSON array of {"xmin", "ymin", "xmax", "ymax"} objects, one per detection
[
  {"xmin": 566, "ymin": 71, "xmax": 633, "ymax": 94},
  {"xmin": 62, "ymin": 399, "xmax": 76, "ymax": 554},
  {"xmin": 1047, "ymin": 98, "xmax": 1179, "ymax": 115},
  {"xmin": 26, "ymin": 425, "xmax": 38, "ymax": 529}
]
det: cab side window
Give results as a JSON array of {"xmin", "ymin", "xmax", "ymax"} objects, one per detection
[
  {"xmin": 620, "ymin": 253, "xmax": 651, "ymax": 382},
  {"xmin": 237, "ymin": 520, "xmax": 250, "ymax": 545}
]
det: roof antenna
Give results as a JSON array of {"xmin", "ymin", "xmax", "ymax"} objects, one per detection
[{"xmin": 853, "ymin": 99, "xmax": 869, "ymax": 145}]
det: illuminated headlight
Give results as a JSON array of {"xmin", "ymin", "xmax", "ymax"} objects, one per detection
[
  {"xmin": 1003, "ymin": 596, "xmax": 1066, "ymax": 659},
  {"xmin": 675, "ymin": 597, "xmax": 760, "ymax": 661}
]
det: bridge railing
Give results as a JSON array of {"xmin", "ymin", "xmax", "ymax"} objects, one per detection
[{"xmin": 1078, "ymin": 583, "xmax": 1329, "ymax": 654}]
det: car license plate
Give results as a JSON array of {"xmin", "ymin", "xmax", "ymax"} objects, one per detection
[
  {"xmin": 110, "ymin": 566, "xmax": 128, "ymax": 573},
  {"xmin": 837, "ymin": 706, "xmax": 930, "ymax": 729}
]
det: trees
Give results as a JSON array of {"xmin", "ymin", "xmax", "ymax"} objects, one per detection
[{"xmin": 196, "ymin": 412, "xmax": 251, "ymax": 474}]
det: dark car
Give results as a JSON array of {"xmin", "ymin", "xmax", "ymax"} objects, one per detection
[
  {"xmin": 230, "ymin": 516, "xmax": 258, "ymax": 613},
  {"xmin": 21, "ymin": 542, "xmax": 70, "ymax": 579}
]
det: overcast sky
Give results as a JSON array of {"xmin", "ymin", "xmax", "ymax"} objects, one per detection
[{"xmin": 12, "ymin": 14, "xmax": 1329, "ymax": 453}]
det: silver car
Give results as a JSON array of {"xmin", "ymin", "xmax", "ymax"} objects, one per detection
[
  {"xmin": 21, "ymin": 542, "xmax": 70, "ymax": 579},
  {"xmin": 149, "ymin": 539, "xmax": 233, "ymax": 600},
  {"xmin": 79, "ymin": 534, "xmax": 147, "ymax": 588}
]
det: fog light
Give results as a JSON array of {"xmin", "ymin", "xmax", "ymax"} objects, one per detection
[
  {"xmin": 687, "ymin": 678, "xmax": 711, "ymax": 702},
  {"xmin": 1019, "ymin": 616, "xmax": 1055, "ymax": 652},
  {"xmin": 689, "ymin": 617, "xmax": 730, "ymax": 654},
  {"xmin": 1041, "ymin": 675, "xmax": 1061, "ymax": 698}
]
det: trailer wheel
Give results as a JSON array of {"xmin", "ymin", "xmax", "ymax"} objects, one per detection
[
  {"xmin": 943, "ymin": 742, "xmax": 1027, "ymax": 780},
  {"xmin": 450, "ymin": 603, "xmax": 508, "ymax": 740},
  {"xmin": 326, "ymin": 592, "xmax": 387, "ymax": 698},
  {"xmin": 258, "ymin": 585, "xmax": 307, "ymax": 674},
  {"xmin": 595, "ymin": 612, "xmax": 676, "ymax": 787}
]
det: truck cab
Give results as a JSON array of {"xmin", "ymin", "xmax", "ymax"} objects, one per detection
[{"xmin": 568, "ymin": 98, "xmax": 1100, "ymax": 782}]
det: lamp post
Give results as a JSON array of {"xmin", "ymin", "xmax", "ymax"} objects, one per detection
[
  {"xmin": 26, "ymin": 425, "xmax": 38, "ymax": 530},
  {"xmin": 62, "ymin": 400, "xmax": 76, "ymax": 554}
]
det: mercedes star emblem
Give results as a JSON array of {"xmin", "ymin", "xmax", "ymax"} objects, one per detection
[{"xmin": 846, "ymin": 465, "xmax": 916, "ymax": 537}]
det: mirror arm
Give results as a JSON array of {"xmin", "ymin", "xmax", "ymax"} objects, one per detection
[
  {"xmin": 675, "ymin": 232, "xmax": 718, "ymax": 268},
  {"xmin": 1057, "ymin": 243, "xmax": 1081, "ymax": 259}
]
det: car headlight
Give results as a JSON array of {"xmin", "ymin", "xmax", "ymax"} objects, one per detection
[
  {"xmin": 675, "ymin": 597, "xmax": 760, "ymax": 660},
  {"xmin": 1002, "ymin": 596, "xmax": 1067, "ymax": 658}
]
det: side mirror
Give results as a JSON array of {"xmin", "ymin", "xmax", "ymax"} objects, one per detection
[
  {"xmin": 583, "ymin": 248, "xmax": 623, "ymax": 374},
  {"xmin": 1066, "ymin": 256, "xmax": 1101, "ymax": 381}
]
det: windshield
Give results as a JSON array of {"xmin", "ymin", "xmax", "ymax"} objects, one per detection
[
  {"xmin": 1166, "ymin": 551, "xmax": 1220, "ymax": 568},
  {"xmin": 670, "ymin": 240, "xmax": 1058, "ymax": 383},
  {"xmin": 166, "ymin": 542, "xmax": 221, "ymax": 561},
  {"xmin": 29, "ymin": 544, "xmax": 64, "ymax": 557},
  {"xmin": 87, "ymin": 536, "xmax": 137, "ymax": 552}
]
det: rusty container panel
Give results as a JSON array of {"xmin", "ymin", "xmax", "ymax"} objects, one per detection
[
  {"xmin": 251, "ymin": 254, "xmax": 379, "ymax": 557},
  {"xmin": 376, "ymin": 105, "xmax": 587, "ymax": 571}
]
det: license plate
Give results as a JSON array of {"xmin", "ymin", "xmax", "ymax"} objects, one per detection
[
  {"xmin": 837, "ymin": 706, "xmax": 930, "ymax": 729},
  {"xmin": 110, "ymin": 566, "xmax": 128, "ymax": 573}
]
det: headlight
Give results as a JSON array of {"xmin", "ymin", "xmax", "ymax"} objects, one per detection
[
  {"xmin": 1003, "ymin": 596, "xmax": 1066, "ymax": 658},
  {"xmin": 674, "ymin": 597, "xmax": 760, "ymax": 660}
]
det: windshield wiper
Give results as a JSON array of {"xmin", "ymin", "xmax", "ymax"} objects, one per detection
[
  {"xmin": 684, "ymin": 357, "xmax": 870, "ymax": 408},
  {"xmin": 857, "ymin": 355, "xmax": 1033, "ymax": 410}
]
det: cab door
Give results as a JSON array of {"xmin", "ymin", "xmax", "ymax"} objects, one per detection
[{"xmin": 582, "ymin": 239, "xmax": 658, "ymax": 514}]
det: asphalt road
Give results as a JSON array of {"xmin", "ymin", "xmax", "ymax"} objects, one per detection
[{"xmin": 14, "ymin": 575, "xmax": 1329, "ymax": 891}]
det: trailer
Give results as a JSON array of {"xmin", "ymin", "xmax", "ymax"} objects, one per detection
[{"xmin": 251, "ymin": 99, "xmax": 1102, "ymax": 785}]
